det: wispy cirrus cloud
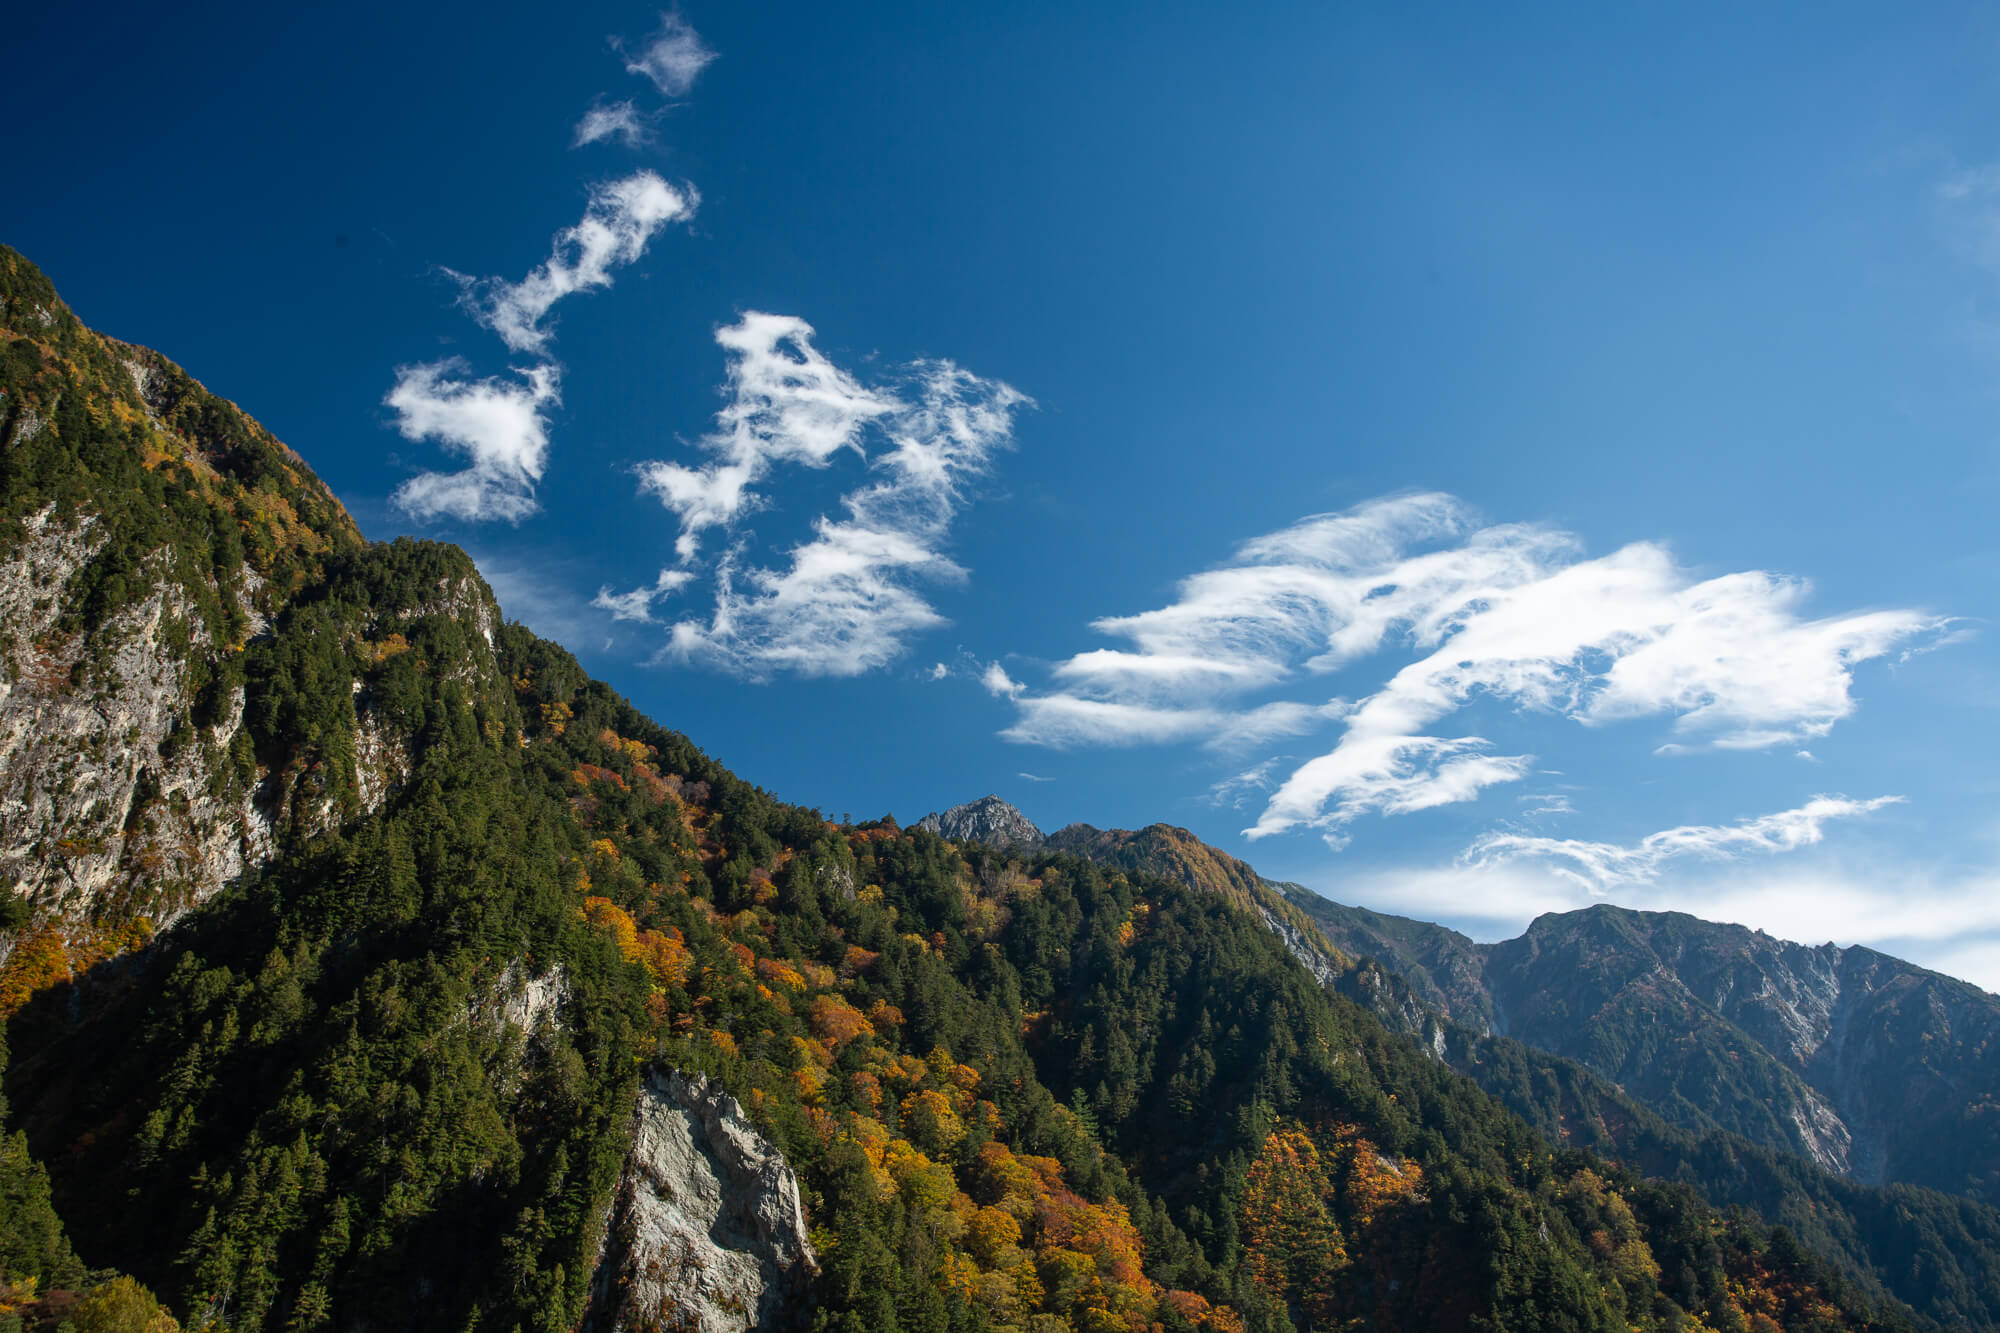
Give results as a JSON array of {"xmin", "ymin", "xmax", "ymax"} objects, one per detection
[
  {"xmin": 575, "ymin": 99, "xmax": 647, "ymax": 148},
  {"xmin": 636, "ymin": 313, "xmax": 896, "ymax": 560},
  {"xmin": 617, "ymin": 13, "xmax": 716, "ymax": 97},
  {"xmin": 391, "ymin": 0, "xmax": 705, "ymax": 532},
  {"xmin": 388, "ymin": 9, "xmax": 713, "ymax": 525},
  {"xmin": 592, "ymin": 567, "xmax": 695, "ymax": 622},
  {"xmin": 1517, "ymin": 791, "xmax": 1576, "ymax": 818},
  {"xmin": 456, "ymin": 171, "xmax": 696, "ymax": 356},
  {"xmin": 389, "ymin": 171, "xmax": 693, "ymax": 522},
  {"xmin": 995, "ymin": 493, "xmax": 1950, "ymax": 845},
  {"xmin": 1002, "ymin": 694, "xmax": 1350, "ymax": 751},
  {"xmin": 1462, "ymin": 794, "xmax": 1904, "ymax": 894},
  {"xmin": 630, "ymin": 350, "xmax": 1030, "ymax": 678},
  {"xmin": 1209, "ymin": 758, "xmax": 1284, "ymax": 810}
]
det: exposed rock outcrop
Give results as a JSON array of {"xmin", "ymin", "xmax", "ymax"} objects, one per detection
[
  {"xmin": 584, "ymin": 1071, "xmax": 816, "ymax": 1333},
  {"xmin": 0, "ymin": 507, "xmax": 273, "ymax": 938},
  {"xmin": 0, "ymin": 512, "xmax": 490, "ymax": 967},
  {"xmin": 914, "ymin": 794, "xmax": 1045, "ymax": 850},
  {"xmin": 1257, "ymin": 904, "xmax": 1341, "ymax": 988},
  {"xmin": 473, "ymin": 961, "xmax": 572, "ymax": 1042}
]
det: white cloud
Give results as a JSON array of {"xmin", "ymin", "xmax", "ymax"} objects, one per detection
[
  {"xmin": 992, "ymin": 492, "xmax": 1950, "ymax": 844},
  {"xmin": 575, "ymin": 100, "xmax": 647, "ymax": 147},
  {"xmin": 664, "ymin": 521, "xmax": 958, "ymax": 676},
  {"xmin": 631, "ymin": 353, "xmax": 1031, "ymax": 678},
  {"xmin": 1003, "ymin": 494, "xmax": 1565, "ymax": 748},
  {"xmin": 1248, "ymin": 541, "xmax": 1939, "ymax": 839},
  {"xmin": 1209, "ymin": 758, "xmax": 1284, "ymax": 810},
  {"xmin": 1223, "ymin": 698, "xmax": 1354, "ymax": 749},
  {"xmin": 983, "ymin": 663, "xmax": 1025, "ymax": 699},
  {"xmin": 1462, "ymin": 794, "xmax": 1904, "ymax": 893},
  {"xmin": 592, "ymin": 567, "xmax": 694, "ymax": 622},
  {"xmin": 929, "ymin": 662, "xmax": 951, "ymax": 681},
  {"xmin": 388, "ymin": 361, "xmax": 560, "ymax": 522},
  {"xmin": 636, "ymin": 313, "xmax": 896, "ymax": 560},
  {"xmin": 460, "ymin": 171, "xmax": 696, "ymax": 355},
  {"xmin": 387, "ymin": 41, "xmax": 703, "ymax": 528},
  {"xmin": 1017, "ymin": 771, "xmax": 1055, "ymax": 783},
  {"xmin": 1518, "ymin": 792, "xmax": 1576, "ymax": 818},
  {"xmin": 1002, "ymin": 696, "xmax": 1243, "ymax": 748},
  {"xmin": 618, "ymin": 13, "xmax": 716, "ymax": 97}
]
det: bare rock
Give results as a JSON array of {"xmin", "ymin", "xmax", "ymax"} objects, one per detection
[
  {"xmin": 914, "ymin": 795, "xmax": 1044, "ymax": 850},
  {"xmin": 584, "ymin": 1071, "xmax": 817, "ymax": 1332}
]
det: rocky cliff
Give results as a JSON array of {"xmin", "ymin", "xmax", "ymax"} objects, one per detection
[
  {"xmin": 913, "ymin": 794, "xmax": 1045, "ymax": 850},
  {"xmin": 584, "ymin": 1071, "xmax": 816, "ymax": 1333},
  {"xmin": 0, "ymin": 502, "xmax": 271, "ymax": 936},
  {"xmin": 0, "ymin": 245, "xmax": 371, "ymax": 999}
]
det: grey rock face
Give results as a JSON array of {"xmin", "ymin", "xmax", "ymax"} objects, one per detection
[
  {"xmin": 1257, "ymin": 905, "xmax": 1341, "ymax": 989},
  {"xmin": 0, "ymin": 508, "xmax": 494, "ymax": 960},
  {"xmin": 914, "ymin": 794, "xmax": 1045, "ymax": 850},
  {"xmin": 1289, "ymin": 888, "xmax": 2000, "ymax": 1197},
  {"xmin": 473, "ymin": 961, "xmax": 572, "ymax": 1042},
  {"xmin": 584, "ymin": 1071, "xmax": 817, "ymax": 1333},
  {"xmin": 0, "ymin": 506, "xmax": 274, "ymax": 941}
]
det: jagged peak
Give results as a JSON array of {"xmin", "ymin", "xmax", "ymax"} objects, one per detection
[{"xmin": 913, "ymin": 794, "xmax": 1045, "ymax": 849}]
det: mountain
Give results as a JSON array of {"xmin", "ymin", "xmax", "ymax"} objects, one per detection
[
  {"xmin": 913, "ymin": 795, "xmax": 1046, "ymax": 850},
  {"xmin": 1280, "ymin": 890, "xmax": 2000, "ymax": 1201},
  {"xmin": 0, "ymin": 243, "xmax": 363, "ymax": 988},
  {"xmin": 924, "ymin": 807, "xmax": 1350, "ymax": 986},
  {"xmin": 0, "ymin": 246, "xmax": 1966, "ymax": 1331},
  {"xmin": 920, "ymin": 801, "xmax": 2000, "ymax": 1331}
]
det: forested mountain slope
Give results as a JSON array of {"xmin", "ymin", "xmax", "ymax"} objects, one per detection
[
  {"xmin": 915, "ymin": 799, "xmax": 2000, "ymax": 1332},
  {"xmin": 0, "ymin": 243, "xmax": 362, "ymax": 998},
  {"xmin": 0, "ymin": 247, "xmax": 1962, "ymax": 1331},
  {"xmin": 1278, "ymin": 887, "xmax": 2000, "ymax": 1200}
]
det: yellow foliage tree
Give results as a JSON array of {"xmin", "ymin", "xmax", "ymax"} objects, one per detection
[{"xmin": 1241, "ymin": 1127, "xmax": 1347, "ymax": 1324}]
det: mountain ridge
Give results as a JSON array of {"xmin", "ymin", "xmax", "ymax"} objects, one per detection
[
  {"xmin": 1280, "ymin": 888, "xmax": 2000, "ymax": 1199},
  {"xmin": 910, "ymin": 794, "xmax": 2000, "ymax": 1326},
  {"xmin": 0, "ymin": 249, "xmax": 1973, "ymax": 1332},
  {"xmin": 907, "ymin": 793, "xmax": 2000, "ymax": 1197}
]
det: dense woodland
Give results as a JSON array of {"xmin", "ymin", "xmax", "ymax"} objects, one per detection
[
  {"xmin": 1008, "ymin": 823, "xmax": 2000, "ymax": 1333},
  {"xmin": 0, "ymin": 245, "xmax": 1989, "ymax": 1331},
  {"xmin": 0, "ymin": 582, "xmax": 1922, "ymax": 1331}
]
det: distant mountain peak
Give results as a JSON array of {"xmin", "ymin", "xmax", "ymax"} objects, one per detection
[{"xmin": 913, "ymin": 794, "xmax": 1045, "ymax": 849}]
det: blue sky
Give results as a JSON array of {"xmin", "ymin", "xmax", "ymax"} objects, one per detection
[{"xmin": 9, "ymin": 3, "xmax": 2000, "ymax": 985}]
